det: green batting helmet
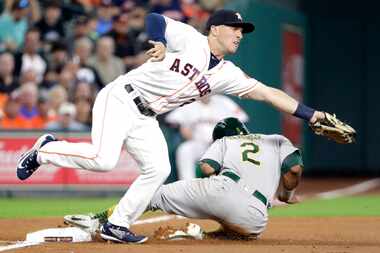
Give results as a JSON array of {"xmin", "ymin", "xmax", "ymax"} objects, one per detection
[{"xmin": 212, "ymin": 117, "xmax": 250, "ymax": 141}]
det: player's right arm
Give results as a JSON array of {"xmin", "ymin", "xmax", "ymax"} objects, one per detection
[
  {"xmin": 277, "ymin": 136, "xmax": 304, "ymax": 203},
  {"xmin": 278, "ymin": 164, "xmax": 303, "ymax": 204},
  {"xmin": 219, "ymin": 63, "xmax": 325, "ymax": 125},
  {"xmin": 243, "ymin": 83, "xmax": 325, "ymax": 124}
]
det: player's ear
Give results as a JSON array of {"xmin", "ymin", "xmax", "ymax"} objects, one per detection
[{"xmin": 209, "ymin": 25, "xmax": 218, "ymax": 36}]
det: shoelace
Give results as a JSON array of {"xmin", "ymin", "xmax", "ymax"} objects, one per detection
[
  {"xmin": 117, "ymin": 226, "xmax": 135, "ymax": 236},
  {"xmin": 107, "ymin": 224, "xmax": 138, "ymax": 238}
]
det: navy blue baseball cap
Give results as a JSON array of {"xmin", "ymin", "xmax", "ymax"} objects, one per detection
[{"xmin": 206, "ymin": 9, "xmax": 255, "ymax": 34}]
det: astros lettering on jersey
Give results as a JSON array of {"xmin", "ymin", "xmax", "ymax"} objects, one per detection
[{"xmin": 122, "ymin": 16, "xmax": 260, "ymax": 114}]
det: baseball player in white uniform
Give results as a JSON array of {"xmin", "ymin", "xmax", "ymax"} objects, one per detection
[
  {"xmin": 166, "ymin": 95, "xmax": 248, "ymax": 180},
  {"xmin": 17, "ymin": 9, "xmax": 325, "ymax": 243},
  {"xmin": 64, "ymin": 117, "xmax": 303, "ymax": 238}
]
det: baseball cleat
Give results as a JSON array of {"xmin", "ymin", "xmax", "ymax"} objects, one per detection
[
  {"xmin": 64, "ymin": 214, "xmax": 101, "ymax": 235},
  {"xmin": 100, "ymin": 221, "xmax": 148, "ymax": 244},
  {"xmin": 17, "ymin": 134, "xmax": 57, "ymax": 180}
]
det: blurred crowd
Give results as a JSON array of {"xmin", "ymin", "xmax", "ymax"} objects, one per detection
[{"xmin": 0, "ymin": 0, "xmax": 224, "ymax": 131}]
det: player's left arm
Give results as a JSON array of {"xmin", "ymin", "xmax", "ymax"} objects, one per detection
[
  {"xmin": 243, "ymin": 82, "xmax": 325, "ymax": 124},
  {"xmin": 145, "ymin": 13, "xmax": 199, "ymax": 61},
  {"xmin": 145, "ymin": 13, "xmax": 167, "ymax": 61}
]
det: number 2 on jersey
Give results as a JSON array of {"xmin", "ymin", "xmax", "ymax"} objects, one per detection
[{"xmin": 241, "ymin": 142, "xmax": 260, "ymax": 165}]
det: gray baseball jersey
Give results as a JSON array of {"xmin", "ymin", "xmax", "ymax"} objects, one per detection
[{"xmin": 148, "ymin": 134, "xmax": 301, "ymax": 235}]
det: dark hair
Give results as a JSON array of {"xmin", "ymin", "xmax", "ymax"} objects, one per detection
[
  {"xmin": 45, "ymin": 0, "xmax": 61, "ymax": 9},
  {"xmin": 51, "ymin": 41, "xmax": 68, "ymax": 53}
]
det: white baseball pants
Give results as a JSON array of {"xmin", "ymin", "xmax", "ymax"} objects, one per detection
[{"xmin": 38, "ymin": 79, "xmax": 171, "ymax": 227}]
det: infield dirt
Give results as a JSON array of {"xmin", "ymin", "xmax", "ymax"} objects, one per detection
[{"xmin": 1, "ymin": 177, "xmax": 380, "ymax": 253}]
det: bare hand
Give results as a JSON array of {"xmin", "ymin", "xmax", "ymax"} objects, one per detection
[
  {"xmin": 278, "ymin": 194, "xmax": 301, "ymax": 204},
  {"xmin": 146, "ymin": 40, "xmax": 166, "ymax": 62},
  {"xmin": 310, "ymin": 111, "xmax": 325, "ymax": 124},
  {"xmin": 286, "ymin": 194, "xmax": 301, "ymax": 204}
]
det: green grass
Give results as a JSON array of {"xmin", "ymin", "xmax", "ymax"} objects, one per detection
[
  {"xmin": 0, "ymin": 197, "xmax": 119, "ymax": 218},
  {"xmin": 269, "ymin": 195, "xmax": 380, "ymax": 217},
  {"xmin": 1, "ymin": 195, "xmax": 380, "ymax": 219}
]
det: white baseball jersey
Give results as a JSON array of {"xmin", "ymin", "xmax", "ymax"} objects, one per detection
[
  {"xmin": 165, "ymin": 95, "xmax": 249, "ymax": 143},
  {"xmin": 120, "ymin": 16, "xmax": 261, "ymax": 114}
]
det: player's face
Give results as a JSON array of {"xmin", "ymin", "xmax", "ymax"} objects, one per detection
[{"xmin": 217, "ymin": 25, "xmax": 243, "ymax": 54}]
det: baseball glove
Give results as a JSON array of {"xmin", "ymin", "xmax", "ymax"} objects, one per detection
[
  {"xmin": 153, "ymin": 223, "xmax": 204, "ymax": 240},
  {"xmin": 309, "ymin": 112, "xmax": 356, "ymax": 144}
]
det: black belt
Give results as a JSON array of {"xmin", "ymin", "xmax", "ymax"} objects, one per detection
[
  {"xmin": 124, "ymin": 84, "xmax": 156, "ymax": 117},
  {"xmin": 221, "ymin": 171, "xmax": 269, "ymax": 207}
]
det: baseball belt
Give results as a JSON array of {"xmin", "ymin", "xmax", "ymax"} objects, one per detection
[
  {"xmin": 124, "ymin": 84, "xmax": 156, "ymax": 117},
  {"xmin": 220, "ymin": 171, "xmax": 269, "ymax": 208}
]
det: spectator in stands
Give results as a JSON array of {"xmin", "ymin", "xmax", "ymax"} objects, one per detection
[
  {"xmin": 61, "ymin": 0, "xmax": 88, "ymax": 22},
  {"xmin": 19, "ymin": 69, "xmax": 38, "ymax": 86},
  {"xmin": 95, "ymin": 0, "xmax": 118, "ymax": 36},
  {"xmin": 198, "ymin": 0, "xmax": 224, "ymax": 12},
  {"xmin": 74, "ymin": 97, "xmax": 92, "ymax": 127},
  {"xmin": 181, "ymin": 0, "xmax": 210, "ymax": 31},
  {"xmin": 88, "ymin": 36, "xmax": 124, "ymax": 85},
  {"xmin": 47, "ymin": 41, "xmax": 69, "ymax": 72},
  {"xmin": 66, "ymin": 15, "xmax": 93, "ymax": 53},
  {"xmin": 18, "ymin": 82, "xmax": 39, "ymax": 122},
  {"xmin": 35, "ymin": 0, "xmax": 65, "ymax": 51},
  {"xmin": 30, "ymin": 94, "xmax": 56, "ymax": 129},
  {"xmin": 72, "ymin": 80, "xmax": 96, "ymax": 104},
  {"xmin": 47, "ymin": 84, "xmax": 68, "ymax": 117},
  {"xmin": 73, "ymin": 36, "xmax": 104, "ymax": 89},
  {"xmin": 40, "ymin": 69, "xmax": 58, "ymax": 91},
  {"xmin": 123, "ymin": 5, "xmax": 150, "ymax": 70},
  {"xmin": 0, "ymin": 91, "xmax": 30, "ymax": 129},
  {"xmin": 150, "ymin": 0, "xmax": 186, "ymax": 22},
  {"xmin": 14, "ymin": 28, "xmax": 47, "ymax": 83},
  {"xmin": 0, "ymin": 52, "xmax": 19, "ymax": 110},
  {"xmin": 55, "ymin": 64, "xmax": 76, "ymax": 92},
  {"xmin": 45, "ymin": 102, "xmax": 89, "ymax": 131},
  {"xmin": 105, "ymin": 13, "xmax": 132, "ymax": 58},
  {"xmin": 0, "ymin": 0, "xmax": 41, "ymax": 52}
]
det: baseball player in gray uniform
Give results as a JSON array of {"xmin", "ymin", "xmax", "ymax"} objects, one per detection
[
  {"xmin": 147, "ymin": 117, "xmax": 302, "ymax": 236},
  {"xmin": 17, "ymin": 9, "xmax": 321, "ymax": 243},
  {"xmin": 64, "ymin": 117, "xmax": 302, "ymax": 238}
]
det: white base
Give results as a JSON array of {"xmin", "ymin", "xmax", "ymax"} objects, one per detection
[{"xmin": 26, "ymin": 227, "xmax": 92, "ymax": 243}]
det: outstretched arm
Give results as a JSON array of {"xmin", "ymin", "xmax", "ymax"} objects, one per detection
[{"xmin": 243, "ymin": 82, "xmax": 325, "ymax": 124}]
